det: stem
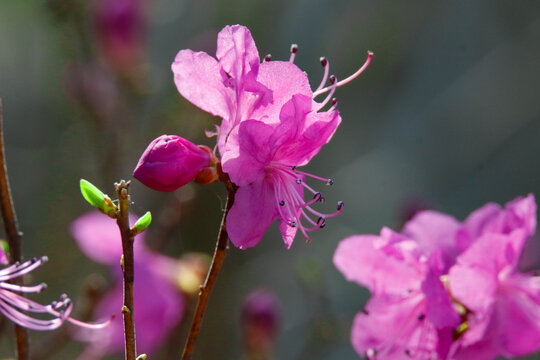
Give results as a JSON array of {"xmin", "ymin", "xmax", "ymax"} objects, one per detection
[
  {"xmin": 0, "ymin": 98, "xmax": 30, "ymax": 360},
  {"xmin": 115, "ymin": 180, "xmax": 137, "ymax": 360},
  {"xmin": 181, "ymin": 167, "xmax": 236, "ymax": 360}
]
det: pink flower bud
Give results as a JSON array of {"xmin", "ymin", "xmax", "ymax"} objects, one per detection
[
  {"xmin": 241, "ymin": 289, "xmax": 281, "ymax": 356},
  {"xmin": 133, "ymin": 135, "xmax": 210, "ymax": 192}
]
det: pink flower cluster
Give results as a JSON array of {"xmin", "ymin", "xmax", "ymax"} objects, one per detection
[
  {"xmin": 334, "ymin": 194, "xmax": 540, "ymax": 359},
  {"xmin": 134, "ymin": 24, "xmax": 372, "ymax": 250}
]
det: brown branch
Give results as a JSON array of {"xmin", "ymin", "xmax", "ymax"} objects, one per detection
[
  {"xmin": 115, "ymin": 180, "xmax": 137, "ymax": 360},
  {"xmin": 181, "ymin": 165, "xmax": 236, "ymax": 360},
  {"xmin": 0, "ymin": 98, "xmax": 30, "ymax": 360}
]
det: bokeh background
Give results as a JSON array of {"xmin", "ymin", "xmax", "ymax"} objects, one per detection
[{"xmin": 0, "ymin": 0, "xmax": 539, "ymax": 359}]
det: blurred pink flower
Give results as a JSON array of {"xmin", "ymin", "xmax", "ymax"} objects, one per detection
[
  {"xmin": 172, "ymin": 24, "xmax": 372, "ymax": 249},
  {"xmin": 71, "ymin": 212, "xmax": 184, "ymax": 358},
  {"xmin": 449, "ymin": 194, "xmax": 539, "ymax": 359},
  {"xmin": 0, "ymin": 255, "xmax": 110, "ymax": 331},
  {"xmin": 241, "ymin": 288, "xmax": 282, "ymax": 356},
  {"xmin": 133, "ymin": 135, "xmax": 212, "ymax": 192},
  {"xmin": 334, "ymin": 194, "xmax": 540, "ymax": 360},
  {"xmin": 93, "ymin": 0, "xmax": 145, "ymax": 72}
]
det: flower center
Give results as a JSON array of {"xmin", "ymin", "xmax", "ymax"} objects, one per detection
[{"xmin": 269, "ymin": 165, "xmax": 343, "ymax": 242}]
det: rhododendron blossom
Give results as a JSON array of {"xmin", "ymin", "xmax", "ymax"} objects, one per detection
[
  {"xmin": 334, "ymin": 194, "xmax": 540, "ymax": 360},
  {"xmin": 0, "ymin": 253, "xmax": 110, "ymax": 331},
  {"xmin": 172, "ymin": 24, "xmax": 372, "ymax": 249}
]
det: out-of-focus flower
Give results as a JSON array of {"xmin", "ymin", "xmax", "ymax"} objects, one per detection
[
  {"xmin": 71, "ymin": 211, "xmax": 184, "ymax": 358},
  {"xmin": 448, "ymin": 194, "xmax": 539, "ymax": 359},
  {"xmin": 241, "ymin": 288, "xmax": 282, "ymax": 358},
  {"xmin": 133, "ymin": 135, "xmax": 214, "ymax": 192},
  {"xmin": 334, "ymin": 194, "xmax": 539, "ymax": 360},
  {"xmin": 172, "ymin": 24, "xmax": 372, "ymax": 249},
  {"xmin": 92, "ymin": 0, "xmax": 146, "ymax": 74},
  {"xmin": 0, "ymin": 254, "xmax": 110, "ymax": 331},
  {"xmin": 334, "ymin": 227, "xmax": 459, "ymax": 359}
]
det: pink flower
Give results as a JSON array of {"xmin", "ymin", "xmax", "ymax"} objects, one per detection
[
  {"xmin": 334, "ymin": 194, "xmax": 540, "ymax": 360},
  {"xmin": 334, "ymin": 227, "xmax": 459, "ymax": 359},
  {"xmin": 172, "ymin": 24, "xmax": 372, "ymax": 248},
  {"xmin": 71, "ymin": 212, "xmax": 184, "ymax": 358},
  {"xmin": 448, "ymin": 194, "xmax": 539, "ymax": 359},
  {"xmin": 93, "ymin": 0, "xmax": 145, "ymax": 72},
  {"xmin": 133, "ymin": 135, "xmax": 212, "ymax": 192},
  {"xmin": 241, "ymin": 288, "xmax": 282, "ymax": 356},
  {"xmin": 0, "ymin": 255, "xmax": 110, "ymax": 331}
]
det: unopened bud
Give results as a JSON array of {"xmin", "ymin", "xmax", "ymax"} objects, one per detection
[
  {"xmin": 133, "ymin": 135, "xmax": 211, "ymax": 192},
  {"xmin": 241, "ymin": 289, "xmax": 281, "ymax": 356}
]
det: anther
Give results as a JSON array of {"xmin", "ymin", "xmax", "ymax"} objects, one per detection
[
  {"xmin": 329, "ymin": 75, "xmax": 336, "ymax": 84},
  {"xmin": 312, "ymin": 192, "xmax": 322, "ymax": 201},
  {"xmin": 326, "ymin": 179, "xmax": 334, "ymax": 186},
  {"xmin": 337, "ymin": 201, "xmax": 344, "ymax": 210},
  {"xmin": 296, "ymin": 179, "xmax": 302, "ymax": 184},
  {"xmin": 264, "ymin": 54, "xmax": 272, "ymax": 62},
  {"xmin": 331, "ymin": 98, "xmax": 337, "ymax": 106},
  {"xmin": 320, "ymin": 57, "xmax": 327, "ymax": 67},
  {"xmin": 279, "ymin": 200, "xmax": 285, "ymax": 206},
  {"xmin": 290, "ymin": 44, "xmax": 298, "ymax": 54},
  {"xmin": 289, "ymin": 221, "xmax": 297, "ymax": 228},
  {"xmin": 292, "ymin": 166, "xmax": 297, "ymax": 170},
  {"xmin": 405, "ymin": 349, "xmax": 411, "ymax": 357},
  {"xmin": 417, "ymin": 313, "xmax": 425, "ymax": 321},
  {"xmin": 41, "ymin": 256, "xmax": 49, "ymax": 263},
  {"xmin": 317, "ymin": 217, "xmax": 326, "ymax": 228}
]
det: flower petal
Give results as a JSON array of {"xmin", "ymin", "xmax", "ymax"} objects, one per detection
[
  {"xmin": 402, "ymin": 210, "xmax": 461, "ymax": 271},
  {"xmin": 172, "ymin": 49, "xmax": 233, "ymax": 119},
  {"xmin": 333, "ymin": 234, "xmax": 423, "ymax": 295},
  {"xmin": 249, "ymin": 61, "xmax": 312, "ymax": 124},
  {"xmin": 226, "ymin": 178, "xmax": 278, "ymax": 249},
  {"xmin": 216, "ymin": 25, "xmax": 260, "ymax": 84},
  {"xmin": 221, "ymin": 120, "xmax": 274, "ymax": 186}
]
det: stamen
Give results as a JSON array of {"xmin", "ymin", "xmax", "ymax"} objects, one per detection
[
  {"xmin": 312, "ymin": 51, "xmax": 373, "ymax": 98},
  {"xmin": 317, "ymin": 75, "xmax": 338, "ymax": 109},
  {"xmin": 293, "ymin": 168, "xmax": 334, "ymax": 184},
  {"xmin": 326, "ymin": 179, "xmax": 334, "ymax": 186},
  {"xmin": 279, "ymin": 200, "xmax": 285, "ymax": 206},
  {"xmin": 315, "ymin": 57, "xmax": 330, "ymax": 92},
  {"xmin": 295, "ymin": 179, "xmax": 302, "ymax": 184},
  {"xmin": 264, "ymin": 54, "xmax": 272, "ymax": 62},
  {"xmin": 289, "ymin": 44, "xmax": 298, "ymax": 63},
  {"xmin": 0, "ymin": 282, "xmax": 47, "ymax": 293}
]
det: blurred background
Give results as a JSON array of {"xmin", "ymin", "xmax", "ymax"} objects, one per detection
[{"xmin": 0, "ymin": 0, "xmax": 539, "ymax": 359}]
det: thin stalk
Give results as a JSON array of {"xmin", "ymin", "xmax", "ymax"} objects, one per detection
[
  {"xmin": 115, "ymin": 180, "xmax": 137, "ymax": 360},
  {"xmin": 181, "ymin": 167, "xmax": 236, "ymax": 360},
  {"xmin": 0, "ymin": 98, "xmax": 29, "ymax": 360}
]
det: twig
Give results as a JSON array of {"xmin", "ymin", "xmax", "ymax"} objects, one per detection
[
  {"xmin": 115, "ymin": 180, "xmax": 137, "ymax": 360},
  {"xmin": 0, "ymin": 98, "xmax": 30, "ymax": 360},
  {"xmin": 181, "ymin": 165, "xmax": 236, "ymax": 360}
]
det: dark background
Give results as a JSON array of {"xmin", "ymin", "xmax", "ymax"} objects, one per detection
[{"xmin": 0, "ymin": 0, "xmax": 539, "ymax": 359}]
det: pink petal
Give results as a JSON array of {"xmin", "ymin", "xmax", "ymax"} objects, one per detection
[
  {"xmin": 226, "ymin": 178, "xmax": 278, "ymax": 250},
  {"xmin": 172, "ymin": 49, "xmax": 233, "ymax": 120},
  {"xmin": 402, "ymin": 210, "xmax": 460, "ymax": 270},
  {"xmin": 249, "ymin": 61, "xmax": 312, "ymax": 125},
  {"xmin": 351, "ymin": 293, "xmax": 438, "ymax": 359},
  {"xmin": 333, "ymin": 234, "xmax": 423, "ymax": 295},
  {"xmin": 216, "ymin": 25, "xmax": 260, "ymax": 85},
  {"xmin": 221, "ymin": 120, "xmax": 274, "ymax": 187},
  {"xmin": 70, "ymin": 212, "xmax": 146, "ymax": 265},
  {"xmin": 421, "ymin": 266, "xmax": 460, "ymax": 329},
  {"xmin": 496, "ymin": 274, "xmax": 540, "ymax": 356}
]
